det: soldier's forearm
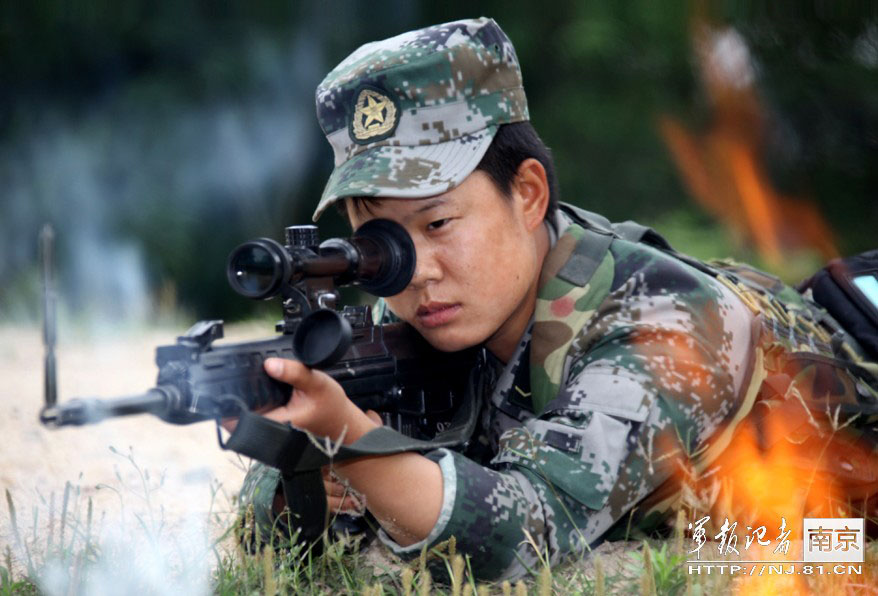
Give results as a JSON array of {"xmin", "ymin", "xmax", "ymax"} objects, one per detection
[{"xmin": 333, "ymin": 452, "xmax": 443, "ymax": 546}]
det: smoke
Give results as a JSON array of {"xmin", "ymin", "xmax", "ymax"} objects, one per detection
[
  {"xmin": 0, "ymin": 29, "xmax": 324, "ymax": 325},
  {"xmin": 3, "ymin": 442, "xmax": 236, "ymax": 596},
  {"xmin": 38, "ymin": 514, "xmax": 212, "ymax": 596},
  {"xmin": 704, "ymin": 27, "xmax": 756, "ymax": 90}
]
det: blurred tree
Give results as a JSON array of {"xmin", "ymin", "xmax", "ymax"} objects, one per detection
[
  {"xmin": 726, "ymin": 6, "xmax": 878, "ymax": 254},
  {"xmin": 0, "ymin": 1, "xmax": 875, "ymax": 321}
]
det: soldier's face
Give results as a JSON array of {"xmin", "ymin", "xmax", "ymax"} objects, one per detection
[{"xmin": 347, "ymin": 169, "xmax": 547, "ymax": 357}]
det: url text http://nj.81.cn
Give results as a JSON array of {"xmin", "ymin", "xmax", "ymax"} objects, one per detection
[{"xmin": 686, "ymin": 516, "xmax": 864, "ymax": 577}]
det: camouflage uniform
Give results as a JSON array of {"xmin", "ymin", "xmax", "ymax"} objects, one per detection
[
  {"xmin": 367, "ymin": 207, "xmax": 757, "ymax": 579},
  {"xmin": 366, "ymin": 208, "xmax": 878, "ymax": 581},
  {"xmin": 241, "ymin": 204, "xmax": 878, "ymax": 580},
  {"xmin": 239, "ymin": 17, "xmax": 878, "ymax": 581}
]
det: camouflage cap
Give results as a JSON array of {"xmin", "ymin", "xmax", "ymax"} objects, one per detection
[{"xmin": 312, "ymin": 17, "xmax": 529, "ymax": 221}]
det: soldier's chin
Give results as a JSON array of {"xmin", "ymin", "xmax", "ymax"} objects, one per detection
[{"xmin": 417, "ymin": 327, "xmax": 480, "ymax": 353}]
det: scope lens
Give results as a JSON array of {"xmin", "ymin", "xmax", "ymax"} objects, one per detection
[
  {"xmin": 227, "ymin": 239, "xmax": 287, "ymax": 299},
  {"xmin": 232, "ymin": 246, "xmax": 274, "ymax": 294}
]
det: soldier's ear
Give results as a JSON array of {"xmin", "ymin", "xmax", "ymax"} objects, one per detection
[
  {"xmin": 336, "ymin": 198, "xmax": 355, "ymax": 227},
  {"xmin": 512, "ymin": 158, "xmax": 549, "ymax": 232}
]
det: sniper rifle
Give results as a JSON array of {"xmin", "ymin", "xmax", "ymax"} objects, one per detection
[{"xmin": 38, "ymin": 220, "xmax": 479, "ymax": 545}]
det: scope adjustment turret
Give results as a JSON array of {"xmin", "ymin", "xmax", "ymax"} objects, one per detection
[{"xmin": 285, "ymin": 225, "xmax": 319, "ymax": 248}]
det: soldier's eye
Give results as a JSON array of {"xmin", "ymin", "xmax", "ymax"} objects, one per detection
[{"xmin": 427, "ymin": 218, "xmax": 450, "ymax": 231}]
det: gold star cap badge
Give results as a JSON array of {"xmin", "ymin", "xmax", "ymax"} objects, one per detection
[{"xmin": 350, "ymin": 87, "xmax": 398, "ymax": 143}]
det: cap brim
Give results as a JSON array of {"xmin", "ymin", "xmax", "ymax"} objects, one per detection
[{"xmin": 312, "ymin": 125, "xmax": 497, "ymax": 221}]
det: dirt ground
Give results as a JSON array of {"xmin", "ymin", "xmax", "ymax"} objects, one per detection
[{"xmin": 0, "ymin": 323, "xmax": 257, "ymax": 570}]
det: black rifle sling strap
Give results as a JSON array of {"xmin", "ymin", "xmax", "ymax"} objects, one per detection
[
  {"xmin": 217, "ymin": 406, "xmax": 330, "ymax": 542},
  {"xmin": 220, "ymin": 364, "xmax": 484, "ymax": 542}
]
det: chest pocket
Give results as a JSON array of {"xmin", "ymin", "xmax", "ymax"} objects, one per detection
[{"xmin": 491, "ymin": 368, "xmax": 651, "ymax": 511}]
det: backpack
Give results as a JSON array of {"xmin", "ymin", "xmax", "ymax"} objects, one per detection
[
  {"xmin": 556, "ymin": 202, "xmax": 878, "ymax": 395},
  {"xmin": 557, "ymin": 202, "xmax": 878, "ymax": 529},
  {"xmin": 798, "ymin": 250, "xmax": 878, "ymax": 362}
]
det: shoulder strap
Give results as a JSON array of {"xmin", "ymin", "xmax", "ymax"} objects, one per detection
[
  {"xmin": 558, "ymin": 202, "xmax": 673, "ymax": 251},
  {"xmin": 612, "ymin": 220, "xmax": 674, "ymax": 251},
  {"xmin": 560, "ymin": 202, "xmax": 730, "ymax": 283},
  {"xmin": 556, "ymin": 227, "xmax": 613, "ymax": 287},
  {"xmin": 558, "ymin": 202, "xmax": 613, "ymax": 233}
]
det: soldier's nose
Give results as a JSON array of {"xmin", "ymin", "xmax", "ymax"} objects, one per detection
[{"xmin": 408, "ymin": 246, "xmax": 442, "ymax": 289}]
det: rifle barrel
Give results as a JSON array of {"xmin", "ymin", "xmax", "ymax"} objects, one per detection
[{"xmin": 40, "ymin": 389, "xmax": 169, "ymax": 427}]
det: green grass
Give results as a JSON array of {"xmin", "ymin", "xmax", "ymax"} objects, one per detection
[
  {"xmin": 0, "ymin": 462, "xmax": 640, "ymax": 595},
  {"xmin": 5, "ymin": 493, "xmax": 877, "ymax": 595},
  {"xmin": 4, "ymin": 448, "xmax": 878, "ymax": 594}
]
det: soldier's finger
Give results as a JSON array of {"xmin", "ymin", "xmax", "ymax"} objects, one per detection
[
  {"xmin": 324, "ymin": 478, "xmax": 346, "ymax": 498},
  {"xmin": 261, "ymin": 405, "xmax": 301, "ymax": 426},
  {"xmin": 327, "ymin": 494, "xmax": 362, "ymax": 514},
  {"xmin": 365, "ymin": 410, "xmax": 383, "ymax": 426},
  {"xmin": 264, "ymin": 357, "xmax": 309, "ymax": 383},
  {"xmin": 327, "ymin": 495, "xmax": 345, "ymax": 513},
  {"xmin": 264, "ymin": 357, "xmax": 331, "ymax": 395}
]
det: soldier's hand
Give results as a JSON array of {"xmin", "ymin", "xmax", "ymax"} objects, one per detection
[
  {"xmin": 323, "ymin": 467, "xmax": 364, "ymax": 514},
  {"xmin": 260, "ymin": 357, "xmax": 380, "ymax": 444}
]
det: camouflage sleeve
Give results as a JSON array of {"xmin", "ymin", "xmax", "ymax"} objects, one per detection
[
  {"xmin": 237, "ymin": 462, "xmax": 292, "ymax": 549},
  {"xmin": 376, "ymin": 425, "xmax": 616, "ymax": 582}
]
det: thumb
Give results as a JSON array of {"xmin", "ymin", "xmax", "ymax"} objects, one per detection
[
  {"xmin": 264, "ymin": 357, "xmax": 326, "ymax": 393},
  {"xmin": 365, "ymin": 409, "xmax": 383, "ymax": 426}
]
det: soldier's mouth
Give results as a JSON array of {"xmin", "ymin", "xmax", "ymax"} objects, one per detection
[{"xmin": 416, "ymin": 302, "xmax": 461, "ymax": 328}]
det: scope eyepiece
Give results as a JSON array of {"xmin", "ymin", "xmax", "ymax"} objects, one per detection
[
  {"xmin": 352, "ymin": 219, "xmax": 416, "ymax": 297},
  {"xmin": 227, "ymin": 237, "xmax": 291, "ymax": 300}
]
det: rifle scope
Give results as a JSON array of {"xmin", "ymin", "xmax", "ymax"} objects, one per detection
[{"xmin": 227, "ymin": 218, "xmax": 415, "ymax": 299}]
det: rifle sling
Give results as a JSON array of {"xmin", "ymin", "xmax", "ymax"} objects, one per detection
[
  {"xmin": 219, "ymin": 365, "xmax": 483, "ymax": 541},
  {"xmin": 221, "ymin": 366, "xmax": 481, "ymax": 471}
]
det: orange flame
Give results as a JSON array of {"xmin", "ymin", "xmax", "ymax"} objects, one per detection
[
  {"xmin": 707, "ymin": 403, "xmax": 841, "ymax": 528},
  {"xmin": 659, "ymin": 25, "xmax": 839, "ymax": 265},
  {"xmin": 694, "ymin": 396, "xmax": 878, "ymax": 593},
  {"xmin": 644, "ymin": 22, "xmax": 870, "ymax": 592},
  {"xmin": 636, "ymin": 327, "xmax": 878, "ymax": 591}
]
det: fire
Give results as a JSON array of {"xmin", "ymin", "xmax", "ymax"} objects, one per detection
[
  {"xmin": 707, "ymin": 403, "xmax": 842, "ymax": 528},
  {"xmin": 659, "ymin": 25, "xmax": 839, "ymax": 265},
  {"xmin": 657, "ymin": 22, "xmax": 875, "ymax": 590},
  {"xmin": 634, "ymin": 20, "xmax": 872, "ymax": 592},
  {"xmin": 678, "ymin": 390, "xmax": 878, "ymax": 593},
  {"xmin": 636, "ymin": 319, "xmax": 878, "ymax": 591}
]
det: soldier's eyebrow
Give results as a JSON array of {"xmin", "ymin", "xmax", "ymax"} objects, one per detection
[{"xmin": 412, "ymin": 198, "xmax": 446, "ymax": 215}]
